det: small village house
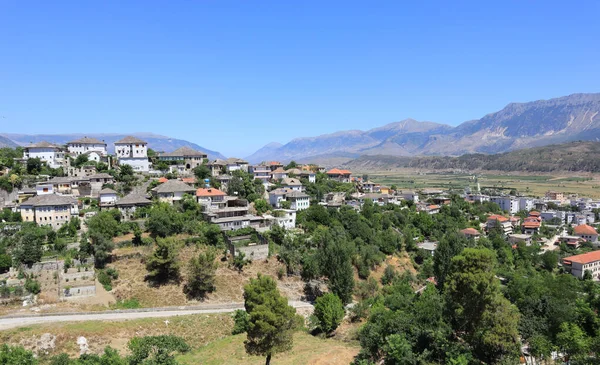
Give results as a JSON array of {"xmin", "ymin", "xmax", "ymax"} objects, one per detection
[
  {"xmin": 19, "ymin": 194, "xmax": 79, "ymax": 229},
  {"xmin": 116, "ymin": 194, "xmax": 152, "ymax": 220},
  {"xmin": 151, "ymin": 179, "xmax": 195, "ymax": 204},
  {"xmin": 23, "ymin": 141, "xmax": 65, "ymax": 169},
  {"xmin": 563, "ymin": 251, "xmax": 600, "ymax": 280},
  {"xmin": 573, "ymin": 224, "xmax": 599, "ymax": 244},
  {"xmin": 114, "ymin": 136, "xmax": 150, "ymax": 172}
]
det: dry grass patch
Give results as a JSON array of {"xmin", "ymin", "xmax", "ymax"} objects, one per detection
[
  {"xmin": 177, "ymin": 331, "xmax": 359, "ymax": 365},
  {"xmin": 0, "ymin": 313, "xmax": 233, "ymax": 358},
  {"xmin": 110, "ymin": 244, "xmax": 306, "ymax": 307}
]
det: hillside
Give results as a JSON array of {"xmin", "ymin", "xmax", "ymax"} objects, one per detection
[
  {"xmin": 1, "ymin": 133, "xmax": 226, "ymax": 159},
  {"xmin": 248, "ymin": 93, "xmax": 600, "ymax": 162},
  {"xmin": 0, "ymin": 135, "xmax": 18, "ymax": 148},
  {"xmin": 343, "ymin": 141, "xmax": 600, "ymax": 173}
]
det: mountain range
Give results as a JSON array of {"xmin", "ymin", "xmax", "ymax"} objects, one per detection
[
  {"xmin": 245, "ymin": 93, "xmax": 600, "ymax": 164},
  {"xmin": 0, "ymin": 133, "xmax": 226, "ymax": 160}
]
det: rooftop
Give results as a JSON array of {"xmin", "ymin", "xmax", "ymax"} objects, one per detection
[
  {"xmin": 26, "ymin": 141, "xmax": 60, "ymax": 149},
  {"xmin": 574, "ymin": 224, "xmax": 598, "ymax": 236},
  {"xmin": 563, "ymin": 250, "xmax": 600, "ymax": 265},
  {"xmin": 326, "ymin": 168, "xmax": 351, "ymax": 175},
  {"xmin": 160, "ymin": 146, "xmax": 207, "ymax": 158},
  {"xmin": 151, "ymin": 179, "xmax": 195, "ymax": 194},
  {"xmin": 460, "ymin": 228, "xmax": 480, "ymax": 236},
  {"xmin": 281, "ymin": 177, "xmax": 302, "ymax": 186},
  {"xmin": 99, "ymin": 188, "xmax": 117, "ymax": 195},
  {"xmin": 67, "ymin": 137, "xmax": 106, "ymax": 145},
  {"xmin": 196, "ymin": 187, "xmax": 227, "ymax": 197},
  {"xmin": 115, "ymin": 194, "xmax": 152, "ymax": 206},
  {"xmin": 114, "ymin": 136, "xmax": 147, "ymax": 145},
  {"xmin": 20, "ymin": 194, "xmax": 76, "ymax": 207}
]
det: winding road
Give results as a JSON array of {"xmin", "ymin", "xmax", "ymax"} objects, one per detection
[{"xmin": 0, "ymin": 301, "xmax": 314, "ymax": 331}]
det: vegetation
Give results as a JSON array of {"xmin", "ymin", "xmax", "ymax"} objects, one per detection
[
  {"xmin": 243, "ymin": 274, "xmax": 300, "ymax": 365},
  {"xmin": 145, "ymin": 237, "xmax": 181, "ymax": 284},
  {"xmin": 313, "ymin": 293, "xmax": 345, "ymax": 334},
  {"xmin": 185, "ymin": 249, "xmax": 218, "ymax": 299}
]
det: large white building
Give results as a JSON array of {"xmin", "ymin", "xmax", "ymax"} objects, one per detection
[
  {"xmin": 23, "ymin": 141, "xmax": 65, "ymax": 169},
  {"xmin": 114, "ymin": 136, "xmax": 150, "ymax": 172},
  {"xmin": 66, "ymin": 137, "xmax": 108, "ymax": 160},
  {"xmin": 490, "ymin": 196, "xmax": 519, "ymax": 214}
]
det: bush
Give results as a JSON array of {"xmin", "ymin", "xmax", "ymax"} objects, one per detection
[
  {"xmin": 111, "ymin": 298, "xmax": 141, "ymax": 309},
  {"xmin": 313, "ymin": 293, "xmax": 345, "ymax": 334},
  {"xmin": 24, "ymin": 278, "xmax": 41, "ymax": 295},
  {"xmin": 232, "ymin": 309, "xmax": 249, "ymax": 335}
]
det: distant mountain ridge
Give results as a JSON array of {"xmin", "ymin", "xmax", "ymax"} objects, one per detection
[
  {"xmin": 343, "ymin": 141, "xmax": 600, "ymax": 173},
  {"xmin": 1, "ymin": 133, "xmax": 226, "ymax": 159},
  {"xmin": 0, "ymin": 135, "xmax": 18, "ymax": 148},
  {"xmin": 246, "ymin": 93, "xmax": 600, "ymax": 163}
]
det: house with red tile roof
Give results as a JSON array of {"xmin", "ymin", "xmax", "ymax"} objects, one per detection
[
  {"xmin": 486, "ymin": 214, "xmax": 513, "ymax": 235},
  {"xmin": 460, "ymin": 228, "xmax": 481, "ymax": 240},
  {"xmin": 522, "ymin": 217, "xmax": 541, "ymax": 235},
  {"xmin": 563, "ymin": 250, "xmax": 600, "ymax": 280},
  {"xmin": 326, "ymin": 168, "xmax": 352, "ymax": 183},
  {"xmin": 574, "ymin": 224, "xmax": 598, "ymax": 244}
]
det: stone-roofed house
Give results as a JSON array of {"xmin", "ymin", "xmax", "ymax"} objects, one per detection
[
  {"xmin": 269, "ymin": 188, "xmax": 310, "ymax": 211},
  {"xmin": 115, "ymin": 194, "xmax": 152, "ymax": 220},
  {"xmin": 98, "ymin": 188, "xmax": 118, "ymax": 208},
  {"xmin": 249, "ymin": 165, "xmax": 271, "ymax": 184},
  {"xmin": 19, "ymin": 194, "xmax": 79, "ymax": 229},
  {"xmin": 23, "ymin": 141, "xmax": 65, "ymax": 169},
  {"xmin": 207, "ymin": 159, "xmax": 227, "ymax": 177},
  {"xmin": 151, "ymin": 179, "xmax": 195, "ymax": 204},
  {"xmin": 271, "ymin": 167, "xmax": 288, "ymax": 181},
  {"xmin": 158, "ymin": 146, "xmax": 208, "ymax": 171},
  {"xmin": 66, "ymin": 137, "xmax": 108, "ymax": 157},
  {"xmin": 281, "ymin": 177, "xmax": 304, "ymax": 191},
  {"xmin": 225, "ymin": 158, "xmax": 249, "ymax": 173},
  {"xmin": 114, "ymin": 136, "xmax": 150, "ymax": 172}
]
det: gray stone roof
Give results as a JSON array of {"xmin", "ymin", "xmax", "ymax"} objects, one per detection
[
  {"xmin": 99, "ymin": 188, "xmax": 117, "ymax": 195},
  {"xmin": 26, "ymin": 141, "xmax": 60, "ymax": 149},
  {"xmin": 67, "ymin": 137, "xmax": 106, "ymax": 145},
  {"xmin": 114, "ymin": 136, "xmax": 147, "ymax": 144},
  {"xmin": 281, "ymin": 178, "xmax": 302, "ymax": 186},
  {"xmin": 20, "ymin": 194, "xmax": 76, "ymax": 207},
  {"xmin": 208, "ymin": 159, "xmax": 227, "ymax": 166},
  {"xmin": 225, "ymin": 157, "xmax": 248, "ymax": 164},
  {"xmin": 151, "ymin": 179, "xmax": 195, "ymax": 194},
  {"xmin": 115, "ymin": 194, "xmax": 152, "ymax": 206},
  {"xmin": 88, "ymin": 173, "xmax": 114, "ymax": 179},
  {"xmin": 286, "ymin": 191, "xmax": 309, "ymax": 199},
  {"xmin": 160, "ymin": 146, "xmax": 207, "ymax": 158}
]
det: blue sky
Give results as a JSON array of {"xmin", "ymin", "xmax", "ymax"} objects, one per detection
[{"xmin": 1, "ymin": 1, "xmax": 599, "ymax": 157}]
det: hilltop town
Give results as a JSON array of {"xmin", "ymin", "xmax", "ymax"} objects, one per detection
[{"xmin": 1, "ymin": 137, "xmax": 600, "ymax": 363}]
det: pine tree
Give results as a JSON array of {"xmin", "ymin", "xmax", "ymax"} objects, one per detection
[
  {"xmin": 145, "ymin": 237, "xmax": 180, "ymax": 283},
  {"xmin": 185, "ymin": 249, "xmax": 218, "ymax": 299}
]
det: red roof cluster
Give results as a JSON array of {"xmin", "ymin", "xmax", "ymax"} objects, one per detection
[{"xmin": 460, "ymin": 228, "xmax": 480, "ymax": 236}]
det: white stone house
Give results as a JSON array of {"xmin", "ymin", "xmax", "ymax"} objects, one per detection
[
  {"xmin": 114, "ymin": 136, "xmax": 150, "ymax": 172},
  {"xmin": 66, "ymin": 137, "xmax": 108, "ymax": 158},
  {"xmin": 151, "ymin": 179, "xmax": 195, "ymax": 204},
  {"xmin": 98, "ymin": 188, "xmax": 118, "ymax": 208},
  {"xmin": 23, "ymin": 141, "xmax": 65, "ymax": 169},
  {"xmin": 19, "ymin": 194, "xmax": 79, "ymax": 229}
]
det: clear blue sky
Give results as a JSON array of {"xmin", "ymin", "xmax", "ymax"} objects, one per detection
[{"xmin": 1, "ymin": 1, "xmax": 599, "ymax": 157}]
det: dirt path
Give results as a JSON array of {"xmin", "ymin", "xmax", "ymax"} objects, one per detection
[{"xmin": 0, "ymin": 301, "xmax": 313, "ymax": 330}]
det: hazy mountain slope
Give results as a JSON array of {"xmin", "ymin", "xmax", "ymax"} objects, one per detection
[
  {"xmin": 245, "ymin": 142, "xmax": 283, "ymax": 163},
  {"xmin": 247, "ymin": 93, "xmax": 600, "ymax": 162},
  {"xmin": 2, "ymin": 133, "xmax": 226, "ymax": 159},
  {"xmin": 343, "ymin": 141, "xmax": 600, "ymax": 173},
  {"xmin": 0, "ymin": 135, "xmax": 18, "ymax": 148}
]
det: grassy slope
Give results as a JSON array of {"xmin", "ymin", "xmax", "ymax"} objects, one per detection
[{"xmin": 177, "ymin": 332, "xmax": 359, "ymax": 365}]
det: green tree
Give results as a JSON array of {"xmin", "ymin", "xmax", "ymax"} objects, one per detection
[
  {"xmin": 0, "ymin": 253, "xmax": 11, "ymax": 273},
  {"xmin": 244, "ymin": 274, "xmax": 300, "ymax": 365},
  {"xmin": 193, "ymin": 164, "xmax": 211, "ymax": 180},
  {"xmin": 556, "ymin": 322, "xmax": 590, "ymax": 361},
  {"xmin": 86, "ymin": 211, "xmax": 120, "ymax": 240},
  {"xmin": 540, "ymin": 250, "xmax": 558, "ymax": 272},
  {"xmin": 147, "ymin": 203, "xmax": 184, "ymax": 238},
  {"xmin": 313, "ymin": 293, "xmax": 345, "ymax": 334},
  {"xmin": 26, "ymin": 157, "xmax": 42, "ymax": 175},
  {"xmin": 146, "ymin": 237, "xmax": 180, "ymax": 283},
  {"xmin": 254, "ymin": 199, "xmax": 270, "ymax": 215},
  {"xmin": 433, "ymin": 232, "xmax": 465, "ymax": 290},
  {"xmin": 383, "ymin": 334, "xmax": 415, "ymax": 365},
  {"xmin": 320, "ymin": 229, "xmax": 355, "ymax": 305},
  {"xmin": 74, "ymin": 154, "xmax": 89, "ymax": 167},
  {"xmin": 185, "ymin": 249, "xmax": 218, "ymax": 299}
]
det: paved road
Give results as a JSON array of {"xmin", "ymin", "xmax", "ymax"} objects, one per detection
[{"xmin": 0, "ymin": 301, "xmax": 314, "ymax": 331}]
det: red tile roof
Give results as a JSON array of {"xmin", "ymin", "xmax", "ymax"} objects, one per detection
[
  {"xmin": 428, "ymin": 205, "xmax": 440, "ymax": 210},
  {"xmin": 460, "ymin": 228, "xmax": 480, "ymax": 236},
  {"xmin": 327, "ymin": 168, "xmax": 352, "ymax": 175},
  {"xmin": 158, "ymin": 177, "xmax": 168, "ymax": 183},
  {"xmin": 523, "ymin": 221, "xmax": 541, "ymax": 228},
  {"xmin": 563, "ymin": 250, "xmax": 600, "ymax": 264},
  {"xmin": 181, "ymin": 177, "xmax": 196, "ymax": 184},
  {"xmin": 488, "ymin": 214, "xmax": 508, "ymax": 222},
  {"xmin": 528, "ymin": 211, "xmax": 541, "ymax": 217},
  {"xmin": 574, "ymin": 224, "xmax": 598, "ymax": 236},
  {"xmin": 196, "ymin": 188, "xmax": 226, "ymax": 197}
]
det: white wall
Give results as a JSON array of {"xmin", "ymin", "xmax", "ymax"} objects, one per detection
[{"xmin": 67, "ymin": 144, "xmax": 107, "ymax": 156}]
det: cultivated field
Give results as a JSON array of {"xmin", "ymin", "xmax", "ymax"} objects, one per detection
[{"xmin": 364, "ymin": 169, "xmax": 600, "ymax": 198}]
